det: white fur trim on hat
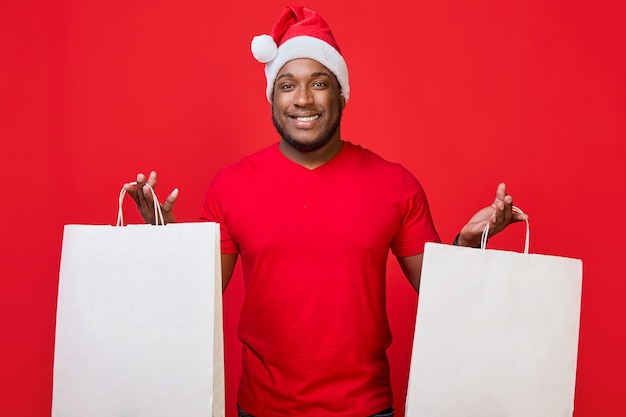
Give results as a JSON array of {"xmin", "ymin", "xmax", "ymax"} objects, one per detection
[{"xmin": 263, "ymin": 35, "xmax": 350, "ymax": 104}]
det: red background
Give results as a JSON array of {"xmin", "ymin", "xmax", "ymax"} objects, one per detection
[{"xmin": 1, "ymin": 1, "xmax": 625, "ymax": 416}]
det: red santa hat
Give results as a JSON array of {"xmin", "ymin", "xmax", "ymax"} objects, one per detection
[{"xmin": 251, "ymin": 5, "xmax": 350, "ymax": 104}]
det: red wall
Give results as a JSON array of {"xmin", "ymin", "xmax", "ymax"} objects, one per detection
[{"xmin": 1, "ymin": 1, "xmax": 625, "ymax": 415}]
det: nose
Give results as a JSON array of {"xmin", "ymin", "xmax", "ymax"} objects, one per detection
[{"xmin": 294, "ymin": 86, "xmax": 314, "ymax": 107}]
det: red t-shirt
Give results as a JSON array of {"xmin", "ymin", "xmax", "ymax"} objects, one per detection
[{"xmin": 202, "ymin": 141, "xmax": 440, "ymax": 417}]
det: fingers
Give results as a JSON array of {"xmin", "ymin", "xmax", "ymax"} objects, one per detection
[
  {"xmin": 162, "ymin": 188, "xmax": 179, "ymax": 213},
  {"xmin": 124, "ymin": 172, "xmax": 156, "ymax": 224},
  {"xmin": 135, "ymin": 173, "xmax": 153, "ymax": 208},
  {"xmin": 495, "ymin": 182, "xmax": 507, "ymax": 201},
  {"xmin": 123, "ymin": 181, "xmax": 139, "ymax": 204},
  {"xmin": 124, "ymin": 171, "xmax": 177, "ymax": 224},
  {"xmin": 139, "ymin": 171, "xmax": 160, "ymax": 203},
  {"xmin": 484, "ymin": 183, "xmax": 507, "ymax": 235},
  {"xmin": 147, "ymin": 171, "xmax": 158, "ymax": 188},
  {"xmin": 513, "ymin": 211, "xmax": 529, "ymax": 222},
  {"xmin": 493, "ymin": 182, "xmax": 512, "ymax": 208},
  {"xmin": 491, "ymin": 182, "xmax": 530, "ymax": 230}
]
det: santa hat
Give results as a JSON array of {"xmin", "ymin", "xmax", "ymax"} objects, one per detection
[{"xmin": 251, "ymin": 5, "xmax": 350, "ymax": 104}]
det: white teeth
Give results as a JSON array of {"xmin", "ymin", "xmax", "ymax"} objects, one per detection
[{"xmin": 296, "ymin": 115, "xmax": 318, "ymax": 122}]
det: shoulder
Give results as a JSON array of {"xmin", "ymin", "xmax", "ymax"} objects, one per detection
[
  {"xmin": 213, "ymin": 143, "xmax": 279, "ymax": 181},
  {"xmin": 345, "ymin": 143, "xmax": 429, "ymax": 204},
  {"xmin": 202, "ymin": 144, "xmax": 279, "ymax": 214},
  {"xmin": 343, "ymin": 141, "xmax": 418, "ymax": 183},
  {"xmin": 345, "ymin": 141, "xmax": 401, "ymax": 167},
  {"xmin": 226, "ymin": 143, "xmax": 278, "ymax": 170}
]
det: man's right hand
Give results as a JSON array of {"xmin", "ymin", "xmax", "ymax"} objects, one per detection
[{"xmin": 123, "ymin": 171, "xmax": 178, "ymax": 224}]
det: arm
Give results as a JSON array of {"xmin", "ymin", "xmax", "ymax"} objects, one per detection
[
  {"xmin": 397, "ymin": 253, "xmax": 424, "ymax": 293},
  {"xmin": 221, "ymin": 253, "xmax": 238, "ymax": 292},
  {"xmin": 123, "ymin": 171, "xmax": 178, "ymax": 224}
]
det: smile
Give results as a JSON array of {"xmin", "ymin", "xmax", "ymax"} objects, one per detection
[{"xmin": 294, "ymin": 115, "xmax": 319, "ymax": 122}]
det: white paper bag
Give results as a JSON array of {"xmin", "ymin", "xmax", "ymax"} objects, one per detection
[
  {"xmin": 52, "ymin": 185, "xmax": 225, "ymax": 417},
  {"xmin": 406, "ymin": 220, "xmax": 582, "ymax": 417}
]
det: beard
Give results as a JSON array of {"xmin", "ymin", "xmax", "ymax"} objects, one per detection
[{"xmin": 272, "ymin": 101, "xmax": 343, "ymax": 153}]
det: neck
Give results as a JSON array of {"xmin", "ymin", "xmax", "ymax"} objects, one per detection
[{"xmin": 279, "ymin": 137, "xmax": 344, "ymax": 170}]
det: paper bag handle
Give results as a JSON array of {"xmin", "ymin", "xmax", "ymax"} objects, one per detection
[
  {"xmin": 116, "ymin": 182, "xmax": 165, "ymax": 226},
  {"xmin": 480, "ymin": 206, "xmax": 529, "ymax": 254}
]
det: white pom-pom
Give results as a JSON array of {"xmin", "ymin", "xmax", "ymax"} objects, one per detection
[{"xmin": 251, "ymin": 34, "xmax": 278, "ymax": 63}]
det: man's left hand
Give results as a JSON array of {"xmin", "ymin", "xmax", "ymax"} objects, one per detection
[{"xmin": 456, "ymin": 182, "xmax": 528, "ymax": 247}]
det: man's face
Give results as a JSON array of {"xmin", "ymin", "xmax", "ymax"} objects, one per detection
[{"xmin": 271, "ymin": 58, "xmax": 345, "ymax": 153}]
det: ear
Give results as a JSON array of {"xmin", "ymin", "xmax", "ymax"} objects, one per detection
[{"xmin": 340, "ymin": 94, "xmax": 346, "ymax": 109}]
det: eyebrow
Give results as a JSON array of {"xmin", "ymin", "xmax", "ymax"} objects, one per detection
[{"xmin": 276, "ymin": 71, "xmax": 331, "ymax": 81}]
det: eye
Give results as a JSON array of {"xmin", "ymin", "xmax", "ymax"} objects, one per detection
[
  {"xmin": 279, "ymin": 82, "xmax": 295, "ymax": 90},
  {"xmin": 312, "ymin": 81, "xmax": 327, "ymax": 88}
]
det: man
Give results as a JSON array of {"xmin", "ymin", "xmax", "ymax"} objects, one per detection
[{"xmin": 125, "ymin": 6, "xmax": 527, "ymax": 417}]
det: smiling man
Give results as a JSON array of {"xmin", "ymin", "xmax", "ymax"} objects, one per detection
[
  {"xmin": 272, "ymin": 59, "xmax": 344, "ymax": 158},
  {"xmin": 272, "ymin": 58, "xmax": 345, "ymax": 167},
  {"xmin": 125, "ymin": 5, "xmax": 527, "ymax": 417}
]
